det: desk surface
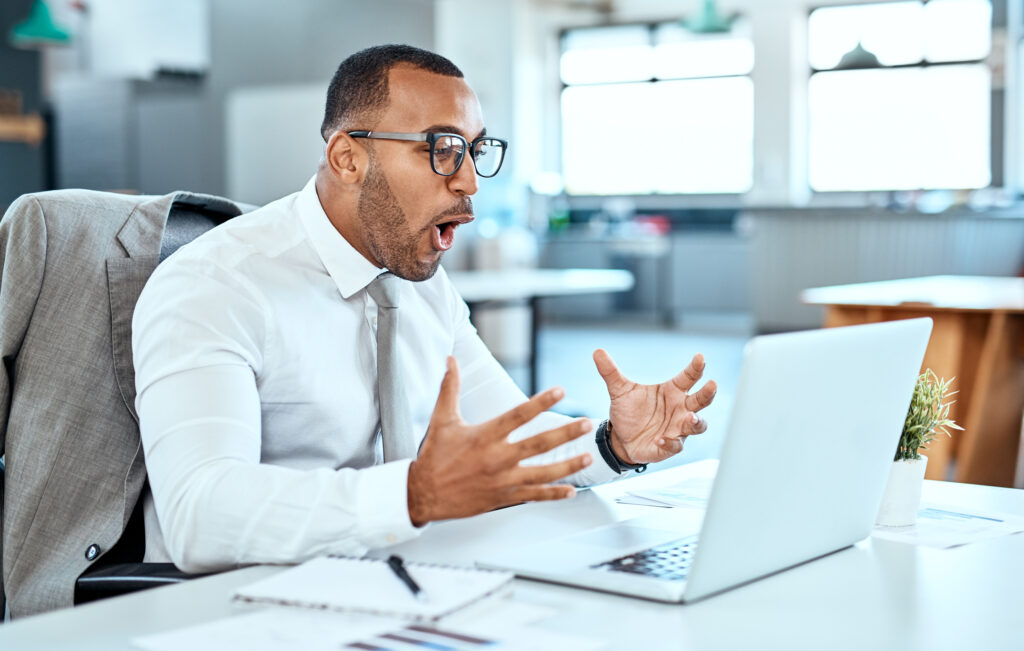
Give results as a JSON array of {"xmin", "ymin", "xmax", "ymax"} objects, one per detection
[
  {"xmin": 2, "ymin": 462, "xmax": 1023, "ymax": 651},
  {"xmin": 800, "ymin": 275, "xmax": 1024, "ymax": 486},
  {"xmin": 801, "ymin": 275, "xmax": 1024, "ymax": 312},
  {"xmin": 448, "ymin": 268, "xmax": 634, "ymax": 303}
]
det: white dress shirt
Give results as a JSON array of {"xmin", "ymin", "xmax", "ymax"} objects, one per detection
[{"xmin": 133, "ymin": 176, "xmax": 621, "ymax": 573}]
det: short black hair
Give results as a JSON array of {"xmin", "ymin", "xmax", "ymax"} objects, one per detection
[{"xmin": 320, "ymin": 44, "xmax": 464, "ymax": 141}]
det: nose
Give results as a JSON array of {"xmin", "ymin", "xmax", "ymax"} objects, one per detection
[{"xmin": 447, "ymin": 152, "xmax": 479, "ymax": 196}]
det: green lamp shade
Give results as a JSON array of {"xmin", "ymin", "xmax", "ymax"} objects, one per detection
[
  {"xmin": 683, "ymin": 0, "xmax": 736, "ymax": 35},
  {"xmin": 10, "ymin": 0, "xmax": 71, "ymax": 48},
  {"xmin": 835, "ymin": 41, "xmax": 881, "ymax": 70}
]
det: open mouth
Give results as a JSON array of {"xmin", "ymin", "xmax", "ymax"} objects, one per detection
[{"xmin": 432, "ymin": 216, "xmax": 473, "ymax": 252}]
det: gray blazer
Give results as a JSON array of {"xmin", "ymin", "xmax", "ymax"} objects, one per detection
[{"xmin": 0, "ymin": 189, "xmax": 240, "ymax": 618}]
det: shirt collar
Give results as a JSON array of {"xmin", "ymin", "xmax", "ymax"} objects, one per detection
[{"xmin": 296, "ymin": 175, "xmax": 385, "ymax": 299}]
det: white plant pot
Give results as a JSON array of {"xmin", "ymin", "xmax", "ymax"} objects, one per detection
[{"xmin": 876, "ymin": 456, "xmax": 928, "ymax": 527}]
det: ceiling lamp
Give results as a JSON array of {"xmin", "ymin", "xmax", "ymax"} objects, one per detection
[
  {"xmin": 682, "ymin": 0, "xmax": 738, "ymax": 35},
  {"xmin": 9, "ymin": 0, "xmax": 71, "ymax": 48},
  {"xmin": 835, "ymin": 41, "xmax": 881, "ymax": 70}
]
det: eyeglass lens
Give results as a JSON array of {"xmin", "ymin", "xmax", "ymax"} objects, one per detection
[
  {"xmin": 471, "ymin": 138, "xmax": 504, "ymax": 177},
  {"xmin": 431, "ymin": 135, "xmax": 504, "ymax": 177}
]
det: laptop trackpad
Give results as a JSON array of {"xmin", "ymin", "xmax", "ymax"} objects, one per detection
[
  {"xmin": 570, "ymin": 524, "xmax": 681, "ymax": 552},
  {"xmin": 482, "ymin": 522, "xmax": 688, "ymax": 574}
]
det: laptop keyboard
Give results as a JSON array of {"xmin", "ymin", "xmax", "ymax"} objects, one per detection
[{"xmin": 591, "ymin": 538, "xmax": 697, "ymax": 582}]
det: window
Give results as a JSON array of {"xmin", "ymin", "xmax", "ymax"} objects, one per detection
[
  {"xmin": 807, "ymin": 0, "xmax": 993, "ymax": 192},
  {"xmin": 560, "ymin": 21, "xmax": 754, "ymax": 196}
]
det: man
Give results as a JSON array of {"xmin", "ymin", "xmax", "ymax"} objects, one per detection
[{"xmin": 133, "ymin": 44, "xmax": 716, "ymax": 573}]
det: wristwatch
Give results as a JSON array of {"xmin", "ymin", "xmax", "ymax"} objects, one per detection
[{"xmin": 595, "ymin": 420, "xmax": 647, "ymax": 474}]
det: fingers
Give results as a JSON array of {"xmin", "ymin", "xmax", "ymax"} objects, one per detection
[
  {"xmin": 430, "ymin": 356, "xmax": 462, "ymax": 422},
  {"xmin": 647, "ymin": 411, "xmax": 704, "ymax": 460},
  {"xmin": 593, "ymin": 349, "xmax": 630, "ymax": 398},
  {"xmin": 674, "ymin": 408, "xmax": 708, "ymax": 436},
  {"xmin": 483, "ymin": 386, "xmax": 565, "ymax": 439},
  {"xmin": 670, "ymin": 353, "xmax": 706, "ymax": 393},
  {"xmin": 509, "ymin": 418, "xmax": 591, "ymax": 460},
  {"xmin": 655, "ymin": 435, "xmax": 686, "ymax": 456},
  {"xmin": 509, "ymin": 484, "xmax": 577, "ymax": 503},
  {"xmin": 515, "ymin": 453, "xmax": 593, "ymax": 485},
  {"xmin": 684, "ymin": 379, "xmax": 717, "ymax": 413},
  {"xmin": 691, "ymin": 414, "xmax": 708, "ymax": 434}
]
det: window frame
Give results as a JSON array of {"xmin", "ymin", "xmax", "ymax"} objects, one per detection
[
  {"xmin": 805, "ymin": 0, "xmax": 1000, "ymax": 194},
  {"xmin": 557, "ymin": 19, "xmax": 756, "ymax": 199}
]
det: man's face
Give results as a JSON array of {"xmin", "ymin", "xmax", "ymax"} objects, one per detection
[{"xmin": 355, "ymin": 65, "xmax": 484, "ymax": 281}]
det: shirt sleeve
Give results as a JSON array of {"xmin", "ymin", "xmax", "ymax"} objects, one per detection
[
  {"xmin": 448, "ymin": 287, "xmax": 623, "ymax": 486},
  {"xmin": 134, "ymin": 262, "xmax": 421, "ymax": 574}
]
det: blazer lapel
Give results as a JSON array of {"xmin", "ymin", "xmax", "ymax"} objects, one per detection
[
  {"xmin": 108, "ymin": 191, "xmax": 244, "ymax": 421},
  {"xmin": 108, "ymin": 193, "xmax": 177, "ymax": 421}
]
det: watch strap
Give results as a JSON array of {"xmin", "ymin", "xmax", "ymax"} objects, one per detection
[{"xmin": 595, "ymin": 420, "xmax": 647, "ymax": 473}]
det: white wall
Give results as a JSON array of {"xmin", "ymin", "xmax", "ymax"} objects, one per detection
[{"xmin": 49, "ymin": 0, "xmax": 437, "ymax": 198}]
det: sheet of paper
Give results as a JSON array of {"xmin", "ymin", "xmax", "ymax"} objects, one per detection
[
  {"xmin": 233, "ymin": 556, "xmax": 513, "ymax": 621},
  {"xmin": 133, "ymin": 602, "xmax": 606, "ymax": 651},
  {"xmin": 872, "ymin": 503, "xmax": 1024, "ymax": 548},
  {"xmin": 338, "ymin": 622, "xmax": 607, "ymax": 650},
  {"xmin": 617, "ymin": 476, "xmax": 714, "ymax": 509},
  {"xmin": 133, "ymin": 608, "xmax": 402, "ymax": 651},
  {"xmin": 614, "ymin": 494, "xmax": 675, "ymax": 508}
]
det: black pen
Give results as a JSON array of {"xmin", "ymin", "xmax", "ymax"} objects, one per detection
[{"xmin": 386, "ymin": 554, "xmax": 427, "ymax": 602}]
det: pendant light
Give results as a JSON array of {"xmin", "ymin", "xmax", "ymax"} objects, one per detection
[
  {"xmin": 9, "ymin": 0, "xmax": 71, "ymax": 49},
  {"xmin": 682, "ymin": 0, "xmax": 738, "ymax": 35},
  {"xmin": 834, "ymin": 41, "xmax": 881, "ymax": 70}
]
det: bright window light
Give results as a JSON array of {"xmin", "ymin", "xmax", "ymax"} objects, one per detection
[
  {"xmin": 808, "ymin": 2, "xmax": 924, "ymax": 70},
  {"xmin": 560, "ymin": 25, "xmax": 653, "ymax": 85},
  {"xmin": 924, "ymin": 0, "xmax": 992, "ymax": 62},
  {"xmin": 562, "ymin": 78, "xmax": 753, "ymax": 195},
  {"xmin": 560, "ymin": 22, "xmax": 754, "ymax": 196},
  {"xmin": 653, "ymin": 22, "xmax": 754, "ymax": 79},
  {"xmin": 808, "ymin": 65, "xmax": 991, "ymax": 191}
]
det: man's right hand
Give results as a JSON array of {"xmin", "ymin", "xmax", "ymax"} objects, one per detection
[{"xmin": 406, "ymin": 356, "xmax": 593, "ymax": 526}]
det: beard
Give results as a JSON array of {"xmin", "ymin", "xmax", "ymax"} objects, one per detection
[
  {"xmin": 357, "ymin": 153, "xmax": 473, "ymax": 282},
  {"xmin": 358, "ymin": 155, "xmax": 441, "ymax": 282}
]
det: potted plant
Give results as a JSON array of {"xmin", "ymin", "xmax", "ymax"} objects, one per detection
[{"xmin": 876, "ymin": 369, "xmax": 962, "ymax": 527}]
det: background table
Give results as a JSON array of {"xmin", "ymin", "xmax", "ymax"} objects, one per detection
[
  {"xmin": 449, "ymin": 268, "xmax": 634, "ymax": 393},
  {"xmin": 2, "ymin": 461, "xmax": 1022, "ymax": 650},
  {"xmin": 801, "ymin": 275, "xmax": 1024, "ymax": 487}
]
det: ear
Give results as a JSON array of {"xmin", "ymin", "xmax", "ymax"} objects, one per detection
[{"xmin": 324, "ymin": 131, "xmax": 367, "ymax": 185}]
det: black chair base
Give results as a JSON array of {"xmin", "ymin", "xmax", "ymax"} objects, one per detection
[{"xmin": 74, "ymin": 563, "xmax": 213, "ymax": 605}]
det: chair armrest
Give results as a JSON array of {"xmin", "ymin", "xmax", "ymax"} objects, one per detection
[{"xmin": 74, "ymin": 562, "xmax": 215, "ymax": 605}]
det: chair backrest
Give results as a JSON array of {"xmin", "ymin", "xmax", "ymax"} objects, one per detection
[
  {"xmin": 0, "ymin": 189, "xmax": 248, "ymax": 618},
  {"xmin": 160, "ymin": 196, "xmax": 254, "ymax": 261}
]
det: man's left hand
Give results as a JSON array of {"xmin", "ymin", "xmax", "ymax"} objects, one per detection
[{"xmin": 593, "ymin": 349, "xmax": 717, "ymax": 466}]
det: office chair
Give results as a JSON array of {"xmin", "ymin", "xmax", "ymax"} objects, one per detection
[{"xmin": 0, "ymin": 190, "xmax": 249, "ymax": 617}]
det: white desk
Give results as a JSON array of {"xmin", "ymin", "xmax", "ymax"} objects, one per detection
[
  {"xmin": 448, "ymin": 268, "xmax": 634, "ymax": 393},
  {"xmin": 2, "ymin": 461, "xmax": 1022, "ymax": 650}
]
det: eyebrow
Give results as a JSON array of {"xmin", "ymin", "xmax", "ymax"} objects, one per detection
[{"xmin": 423, "ymin": 124, "xmax": 488, "ymax": 140}]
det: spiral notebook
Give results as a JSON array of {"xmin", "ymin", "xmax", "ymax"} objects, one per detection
[{"xmin": 233, "ymin": 556, "xmax": 514, "ymax": 622}]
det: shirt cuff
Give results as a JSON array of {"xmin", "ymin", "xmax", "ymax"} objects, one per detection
[
  {"xmin": 576, "ymin": 427, "xmax": 627, "ymax": 485},
  {"xmin": 353, "ymin": 459, "xmax": 424, "ymax": 548}
]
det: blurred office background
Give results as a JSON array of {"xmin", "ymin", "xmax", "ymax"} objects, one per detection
[{"xmin": 2, "ymin": 0, "xmax": 1022, "ymax": 472}]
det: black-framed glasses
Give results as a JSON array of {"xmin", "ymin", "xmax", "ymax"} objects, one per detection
[{"xmin": 347, "ymin": 131, "xmax": 508, "ymax": 178}]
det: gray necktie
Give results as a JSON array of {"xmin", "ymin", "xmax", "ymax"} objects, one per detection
[{"xmin": 366, "ymin": 273, "xmax": 415, "ymax": 462}]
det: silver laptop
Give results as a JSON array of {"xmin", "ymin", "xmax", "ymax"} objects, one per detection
[{"xmin": 477, "ymin": 318, "xmax": 933, "ymax": 603}]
